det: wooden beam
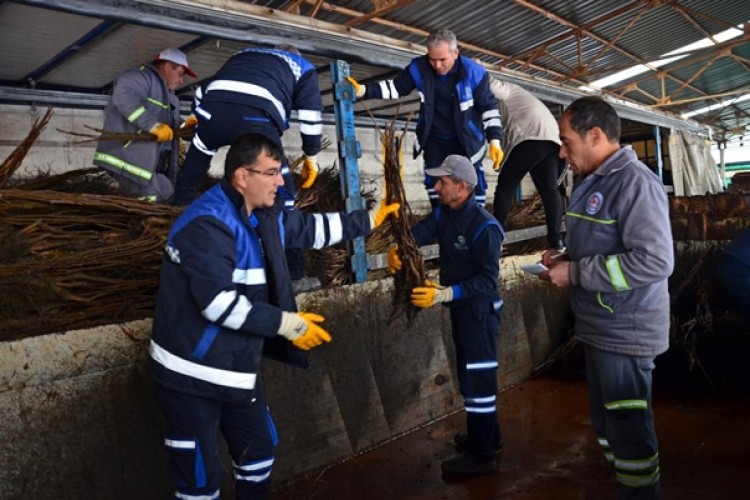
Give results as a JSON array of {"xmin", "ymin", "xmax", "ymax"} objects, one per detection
[
  {"xmin": 310, "ymin": 0, "xmax": 324, "ymax": 18},
  {"xmin": 508, "ymin": 0, "xmax": 647, "ymax": 64},
  {"xmin": 283, "ymin": 0, "xmax": 305, "ymax": 15},
  {"xmin": 653, "ymin": 88, "xmax": 750, "ymax": 107},
  {"xmin": 586, "ymin": 2, "xmax": 652, "ymax": 69},
  {"xmin": 666, "ymin": 52, "xmax": 722, "ymax": 102},
  {"xmin": 344, "ymin": 0, "xmax": 416, "ymax": 28},
  {"xmin": 299, "ymin": 0, "xmax": 584, "ymax": 83}
]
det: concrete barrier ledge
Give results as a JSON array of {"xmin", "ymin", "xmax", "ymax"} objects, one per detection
[{"xmin": 0, "ymin": 255, "xmax": 572, "ymax": 499}]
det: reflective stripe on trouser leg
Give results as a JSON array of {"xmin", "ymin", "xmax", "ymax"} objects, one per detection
[
  {"xmin": 472, "ymin": 158, "xmax": 488, "ymax": 207},
  {"xmin": 585, "ymin": 344, "xmax": 661, "ymax": 496},
  {"xmin": 224, "ymin": 382, "xmax": 277, "ymax": 500},
  {"xmin": 450, "ymin": 297, "xmax": 502, "ymax": 461},
  {"xmin": 153, "ymin": 385, "xmax": 223, "ymax": 499}
]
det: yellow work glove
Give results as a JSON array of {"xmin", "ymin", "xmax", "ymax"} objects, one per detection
[
  {"xmin": 346, "ymin": 76, "xmax": 366, "ymax": 98},
  {"xmin": 149, "ymin": 123, "xmax": 174, "ymax": 142},
  {"xmin": 387, "ymin": 246, "xmax": 402, "ymax": 274},
  {"xmin": 411, "ymin": 280, "xmax": 454, "ymax": 308},
  {"xmin": 301, "ymin": 155, "xmax": 319, "ymax": 189},
  {"xmin": 489, "ymin": 139, "xmax": 504, "ymax": 171},
  {"xmin": 368, "ymin": 198, "xmax": 400, "ymax": 229},
  {"xmin": 277, "ymin": 311, "xmax": 332, "ymax": 351},
  {"xmin": 181, "ymin": 114, "xmax": 198, "ymax": 129}
]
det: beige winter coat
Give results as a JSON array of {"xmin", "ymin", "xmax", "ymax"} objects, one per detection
[{"xmin": 489, "ymin": 78, "xmax": 560, "ymax": 164}]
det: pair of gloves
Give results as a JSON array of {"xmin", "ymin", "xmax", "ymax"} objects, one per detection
[
  {"xmin": 387, "ymin": 246, "xmax": 454, "ymax": 308},
  {"xmin": 346, "ymin": 77, "xmax": 505, "ymax": 171},
  {"xmin": 276, "ymin": 195, "xmax": 400, "ymax": 350}
]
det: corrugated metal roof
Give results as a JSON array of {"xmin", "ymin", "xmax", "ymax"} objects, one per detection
[{"xmin": 1, "ymin": 0, "xmax": 748, "ymax": 139}]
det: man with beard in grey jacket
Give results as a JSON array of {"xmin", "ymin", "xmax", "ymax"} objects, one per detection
[{"xmin": 541, "ymin": 96, "xmax": 673, "ymax": 500}]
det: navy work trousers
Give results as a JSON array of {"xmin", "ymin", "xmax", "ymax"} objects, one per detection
[
  {"xmin": 153, "ymin": 383, "xmax": 278, "ymax": 500},
  {"xmin": 174, "ymin": 101, "xmax": 284, "ymax": 206},
  {"xmin": 450, "ymin": 296, "xmax": 503, "ymax": 461}
]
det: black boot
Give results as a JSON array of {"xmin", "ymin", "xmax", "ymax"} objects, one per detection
[{"xmin": 454, "ymin": 433, "xmax": 503, "ymax": 453}]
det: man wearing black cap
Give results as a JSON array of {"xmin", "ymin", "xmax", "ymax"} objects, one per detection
[
  {"xmin": 94, "ymin": 48, "xmax": 196, "ymax": 203},
  {"xmin": 388, "ymin": 154, "xmax": 505, "ymax": 477}
]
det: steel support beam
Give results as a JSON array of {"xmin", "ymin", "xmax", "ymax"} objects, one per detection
[
  {"xmin": 331, "ymin": 60, "xmax": 367, "ymax": 283},
  {"xmin": 10, "ymin": 0, "xmax": 710, "ymax": 135}
]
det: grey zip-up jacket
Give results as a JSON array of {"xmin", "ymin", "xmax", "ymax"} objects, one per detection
[
  {"xmin": 94, "ymin": 64, "xmax": 179, "ymax": 185},
  {"xmin": 566, "ymin": 146, "xmax": 673, "ymax": 356}
]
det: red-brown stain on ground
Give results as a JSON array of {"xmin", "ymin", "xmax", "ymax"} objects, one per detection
[{"xmin": 274, "ymin": 372, "xmax": 750, "ymax": 499}]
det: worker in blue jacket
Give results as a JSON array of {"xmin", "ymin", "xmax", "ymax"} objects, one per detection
[
  {"xmin": 150, "ymin": 133, "xmax": 398, "ymax": 499},
  {"xmin": 348, "ymin": 29, "xmax": 504, "ymax": 208},
  {"xmin": 388, "ymin": 154, "xmax": 504, "ymax": 477},
  {"xmin": 173, "ymin": 45, "xmax": 324, "ymax": 206},
  {"xmin": 174, "ymin": 45, "xmax": 325, "ymax": 290}
]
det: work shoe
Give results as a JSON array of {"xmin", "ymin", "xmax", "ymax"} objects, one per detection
[
  {"xmin": 292, "ymin": 276, "xmax": 321, "ymax": 293},
  {"xmin": 454, "ymin": 433, "xmax": 503, "ymax": 453},
  {"xmin": 441, "ymin": 453, "xmax": 496, "ymax": 477}
]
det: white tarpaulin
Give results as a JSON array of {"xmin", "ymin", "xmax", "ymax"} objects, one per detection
[{"xmin": 668, "ymin": 130, "xmax": 723, "ymax": 196}]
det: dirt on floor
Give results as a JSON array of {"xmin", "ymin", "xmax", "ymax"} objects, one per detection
[{"xmin": 273, "ymin": 338, "xmax": 750, "ymax": 500}]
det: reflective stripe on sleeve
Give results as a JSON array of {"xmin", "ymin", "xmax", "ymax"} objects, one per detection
[
  {"xmin": 606, "ymin": 255, "xmax": 631, "ymax": 291},
  {"xmin": 325, "ymin": 213, "xmax": 343, "ymax": 245},
  {"xmin": 127, "ymin": 106, "xmax": 146, "ymax": 123}
]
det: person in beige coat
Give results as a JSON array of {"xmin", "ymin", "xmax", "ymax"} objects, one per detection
[{"xmin": 489, "ymin": 77, "xmax": 564, "ymax": 249}]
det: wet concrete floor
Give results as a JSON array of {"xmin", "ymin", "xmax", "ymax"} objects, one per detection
[{"xmin": 274, "ymin": 369, "xmax": 750, "ymax": 499}]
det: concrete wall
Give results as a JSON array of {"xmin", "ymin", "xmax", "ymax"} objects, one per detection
[{"xmin": 0, "ymin": 254, "xmax": 572, "ymax": 500}]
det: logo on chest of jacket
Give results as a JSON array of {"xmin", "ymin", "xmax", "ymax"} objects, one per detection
[
  {"xmin": 453, "ymin": 235, "xmax": 468, "ymax": 251},
  {"xmin": 586, "ymin": 192, "xmax": 604, "ymax": 215}
]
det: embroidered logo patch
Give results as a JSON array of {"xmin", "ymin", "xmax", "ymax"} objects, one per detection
[
  {"xmin": 586, "ymin": 192, "xmax": 604, "ymax": 215},
  {"xmin": 453, "ymin": 235, "xmax": 468, "ymax": 251}
]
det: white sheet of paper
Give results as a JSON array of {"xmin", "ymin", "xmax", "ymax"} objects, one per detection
[{"xmin": 521, "ymin": 262, "xmax": 548, "ymax": 275}]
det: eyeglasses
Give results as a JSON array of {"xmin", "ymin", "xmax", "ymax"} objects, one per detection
[{"xmin": 245, "ymin": 167, "xmax": 282, "ymax": 178}]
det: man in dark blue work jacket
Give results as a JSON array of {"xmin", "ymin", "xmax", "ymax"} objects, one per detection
[
  {"xmin": 388, "ymin": 154, "xmax": 504, "ymax": 477},
  {"xmin": 174, "ymin": 45, "xmax": 325, "ymax": 289},
  {"xmin": 348, "ymin": 29, "xmax": 504, "ymax": 208},
  {"xmin": 150, "ymin": 133, "xmax": 399, "ymax": 499}
]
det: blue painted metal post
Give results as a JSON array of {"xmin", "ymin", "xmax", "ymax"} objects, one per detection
[{"xmin": 331, "ymin": 60, "xmax": 367, "ymax": 283}]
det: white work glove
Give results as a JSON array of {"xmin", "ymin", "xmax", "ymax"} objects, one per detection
[
  {"xmin": 277, "ymin": 311, "xmax": 332, "ymax": 350},
  {"xmin": 410, "ymin": 280, "xmax": 454, "ymax": 308}
]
